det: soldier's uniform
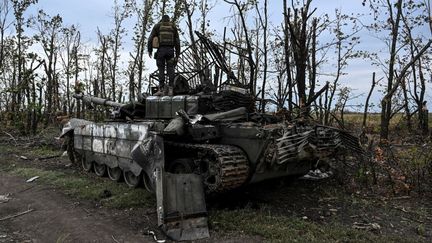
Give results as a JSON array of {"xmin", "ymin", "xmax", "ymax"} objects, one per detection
[{"xmin": 148, "ymin": 15, "xmax": 180, "ymax": 95}]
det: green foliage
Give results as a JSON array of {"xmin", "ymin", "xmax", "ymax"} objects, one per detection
[
  {"xmin": 31, "ymin": 145, "xmax": 60, "ymax": 157},
  {"xmin": 396, "ymin": 143, "xmax": 432, "ymax": 193},
  {"xmin": 211, "ymin": 209, "xmax": 410, "ymax": 242}
]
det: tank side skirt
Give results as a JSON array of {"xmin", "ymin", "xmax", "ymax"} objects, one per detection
[{"xmin": 73, "ymin": 123, "xmax": 153, "ymax": 177}]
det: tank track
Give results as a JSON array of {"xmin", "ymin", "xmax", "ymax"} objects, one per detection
[{"xmin": 166, "ymin": 142, "xmax": 250, "ymax": 193}]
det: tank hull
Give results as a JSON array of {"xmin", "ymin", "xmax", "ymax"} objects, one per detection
[{"xmin": 66, "ymin": 118, "xmax": 360, "ymax": 192}]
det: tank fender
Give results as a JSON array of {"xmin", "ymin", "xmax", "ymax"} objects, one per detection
[{"xmin": 59, "ymin": 118, "xmax": 94, "ymax": 138}]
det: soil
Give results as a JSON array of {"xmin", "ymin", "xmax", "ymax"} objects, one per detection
[
  {"xmin": 0, "ymin": 172, "xmax": 262, "ymax": 243},
  {"xmin": 0, "ymin": 173, "xmax": 152, "ymax": 243}
]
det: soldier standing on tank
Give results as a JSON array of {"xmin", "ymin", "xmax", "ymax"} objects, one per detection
[{"xmin": 148, "ymin": 15, "xmax": 180, "ymax": 96}]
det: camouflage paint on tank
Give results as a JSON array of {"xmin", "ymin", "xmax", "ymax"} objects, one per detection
[{"xmin": 73, "ymin": 122, "xmax": 153, "ymax": 176}]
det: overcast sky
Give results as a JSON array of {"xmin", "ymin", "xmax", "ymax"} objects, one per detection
[{"xmin": 15, "ymin": 0, "xmax": 432, "ymax": 111}]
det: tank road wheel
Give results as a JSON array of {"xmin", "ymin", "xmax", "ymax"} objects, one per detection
[
  {"xmin": 167, "ymin": 158, "xmax": 195, "ymax": 174},
  {"xmin": 107, "ymin": 167, "xmax": 123, "ymax": 182},
  {"xmin": 123, "ymin": 171, "xmax": 141, "ymax": 188},
  {"xmin": 165, "ymin": 143, "xmax": 250, "ymax": 193},
  {"xmin": 82, "ymin": 158, "xmax": 93, "ymax": 172},
  {"xmin": 94, "ymin": 163, "xmax": 107, "ymax": 177},
  {"xmin": 198, "ymin": 155, "xmax": 221, "ymax": 192}
]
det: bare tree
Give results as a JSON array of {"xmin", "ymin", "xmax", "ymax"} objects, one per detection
[
  {"xmin": 107, "ymin": 0, "xmax": 130, "ymax": 101},
  {"xmin": 224, "ymin": 0, "xmax": 256, "ymax": 95},
  {"xmin": 127, "ymin": 0, "xmax": 156, "ymax": 100},
  {"xmin": 60, "ymin": 25, "xmax": 81, "ymax": 114},
  {"xmin": 10, "ymin": 0, "xmax": 38, "ymax": 117},
  {"xmin": 282, "ymin": 0, "xmax": 294, "ymax": 116},
  {"xmin": 323, "ymin": 9, "xmax": 361, "ymax": 125},
  {"xmin": 364, "ymin": 0, "xmax": 432, "ymax": 140},
  {"xmin": 0, "ymin": 0, "xmax": 12, "ymax": 71},
  {"xmin": 255, "ymin": 0, "xmax": 268, "ymax": 112},
  {"xmin": 33, "ymin": 10, "xmax": 63, "ymax": 123},
  {"xmin": 400, "ymin": 3, "xmax": 431, "ymax": 134},
  {"xmin": 362, "ymin": 72, "xmax": 377, "ymax": 128},
  {"xmin": 285, "ymin": 0, "xmax": 314, "ymax": 115}
]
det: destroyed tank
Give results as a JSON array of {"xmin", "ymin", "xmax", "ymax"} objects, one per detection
[{"xmin": 60, "ymin": 32, "xmax": 363, "ymax": 240}]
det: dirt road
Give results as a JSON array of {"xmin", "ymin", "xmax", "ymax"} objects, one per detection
[{"xmin": 0, "ymin": 173, "xmax": 152, "ymax": 243}]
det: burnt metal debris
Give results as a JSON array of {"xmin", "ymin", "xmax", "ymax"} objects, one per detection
[{"xmin": 60, "ymin": 32, "xmax": 364, "ymax": 241}]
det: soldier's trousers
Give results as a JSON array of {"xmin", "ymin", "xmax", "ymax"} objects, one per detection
[{"xmin": 156, "ymin": 46, "xmax": 175, "ymax": 88}]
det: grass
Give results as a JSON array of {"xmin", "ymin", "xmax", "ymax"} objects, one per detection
[
  {"xmin": 8, "ymin": 167, "xmax": 154, "ymax": 209},
  {"xmin": 31, "ymin": 145, "xmax": 62, "ymax": 157},
  {"xmin": 210, "ymin": 209, "xmax": 414, "ymax": 243},
  {"xmin": 0, "ymin": 143, "xmax": 60, "ymax": 158},
  {"xmin": 0, "ymin": 144, "xmax": 22, "ymax": 154},
  {"xmin": 344, "ymin": 113, "xmax": 432, "ymax": 133}
]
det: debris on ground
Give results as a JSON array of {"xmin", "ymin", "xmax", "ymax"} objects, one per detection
[
  {"xmin": 14, "ymin": 155, "xmax": 29, "ymax": 160},
  {"xmin": 26, "ymin": 176, "xmax": 39, "ymax": 183},
  {"xmin": 300, "ymin": 169, "xmax": 333, "ymax": 180},
  {"xmin": 0, "ymin": 194, "xmax": 11, "ymax": 204},
  {"xmin": 352, "ymin": 222, "xmax": 381, "ymax": 231},
  {"xmin": 145, "ymin": 230, "xmax": 166, "ymax": 243}
]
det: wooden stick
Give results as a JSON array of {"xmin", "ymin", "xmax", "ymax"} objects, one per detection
[
  {"xmin": 0, "ymin": 208, "xmax": 34, "ymax": 221},
  {"xmin": 2, "ymin": 131, "xmax": 18, "ymax": 146},
  {"xmin": 111, "ymin": 235, "xmax": 120, "ymax": 243}
]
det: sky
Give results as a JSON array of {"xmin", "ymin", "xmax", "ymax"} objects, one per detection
[{"xmin": 11, "ymin": 0, "xmax": 432, "ymax": 111}]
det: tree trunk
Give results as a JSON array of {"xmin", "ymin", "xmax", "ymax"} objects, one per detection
[{"xmin": 363, "ymin": 72, "xmax": 376, "ymax": 128}]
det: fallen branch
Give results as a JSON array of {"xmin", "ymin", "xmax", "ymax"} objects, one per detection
[
  {"xmin": 0, "ymin": 208, "xmax": 35, "ymax": 221},
  {"xmin": 402, "ymin": 216, "xmax": 424, "ymax": 224},
  {"xmin": 2, "ymin": 131, "xmax": 18, "ymax": 146},
  {"xmin": 391, "ymin": 196, "xmax": 411, "ymax": 200},
  {"xmin": 17, "ymin": 186, "xmax": 35, "ymax": 194},
  {"xmin": 112, "ymin": 235, "xmax": 120, "ymax": 243},
  {"xmin": 36, "ymin": 154, "xmax": 63, "ymax": 161}
]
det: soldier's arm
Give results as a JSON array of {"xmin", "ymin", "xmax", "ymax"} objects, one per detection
[
  {"xmin": 174, "ymin": 25, "xmax": 181, "ymax": 57},
  {"xmin": 147, "ymin": 24, "xmax": 159, "ymax": 56}
]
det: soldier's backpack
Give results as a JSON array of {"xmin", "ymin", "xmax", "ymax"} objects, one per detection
[{"xmin": 158, "ymin": 22, "xmax": 175, "ymax": 46}]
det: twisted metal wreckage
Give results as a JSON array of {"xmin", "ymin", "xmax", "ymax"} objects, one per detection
[{"xmin": 60, "ymin": 32, "xmax": 363, "ymax": 241}]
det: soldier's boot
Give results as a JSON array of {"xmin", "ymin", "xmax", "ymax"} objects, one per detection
[
  {"xmin": 154, "ymin": 86, "xmax": 164, "ymax": 96},
  {"xmin": 163, "ymin": 85, "xmax": 169, "ymax": 96}
]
